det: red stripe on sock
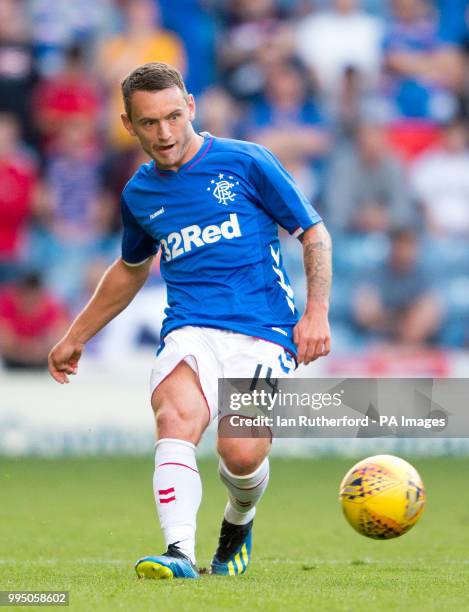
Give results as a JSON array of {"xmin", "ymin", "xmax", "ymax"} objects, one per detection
[
  {"xmin": 158, "ymin": 487, "xmax": 175, "ymax": 495},
  {"xmin": 220, "ymin": 471, "xmax": 269, "ymax": 491},
  {"xmin": 158, "ymin": 462, "xmax": 199, "ymax": 474},
  {"xmin": 159, "ymin": 496, "xmax": 176, "ymax": 503}
]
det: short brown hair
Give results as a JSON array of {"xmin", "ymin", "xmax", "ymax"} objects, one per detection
[{"xmin": 121, "ymin": 62, "xmax": 188, "ymax": 118}]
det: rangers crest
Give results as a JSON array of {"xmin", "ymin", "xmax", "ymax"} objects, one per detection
[{"xmin": 207, "ymin": 173, "xmax": 239, "ymax": 205}]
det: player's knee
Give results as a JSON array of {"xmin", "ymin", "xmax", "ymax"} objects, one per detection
[
  {"xmin": 154, "ymin": 402, "xmax": 201, "ymax": 441},
  {"xmin": 218, "ymin": 439, "xmax": 269, "ymax": 475},
  {"xmin": 222, "ymin": 453, "xmax": 262, "ymax": 476}
]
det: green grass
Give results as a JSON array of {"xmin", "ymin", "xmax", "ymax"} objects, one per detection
[{"xmin": 1, "ymin": 456, "xmax": 469, "ymax": 611}]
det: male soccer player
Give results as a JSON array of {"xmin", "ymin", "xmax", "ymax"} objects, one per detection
[{"xmin": 48, "ymin": 62, "xmax": 332, "ymax": 580}]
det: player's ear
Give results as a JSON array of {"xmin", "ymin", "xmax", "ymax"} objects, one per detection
[
  {"xmin": 121, "ymin": 113, "xmax": 136, "ymax": 136},
  {"xmin": 187, "ymin": 94, "xmax": 196, "ymax": 122}
]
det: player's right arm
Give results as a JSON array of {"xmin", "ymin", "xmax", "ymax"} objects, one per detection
[{"xmin": 48, "ymin": 257, "xmax": 153, "ymax": 384}]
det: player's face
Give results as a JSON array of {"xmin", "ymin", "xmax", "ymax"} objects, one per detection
[{"xmin": 122, "ymin": 86, "xmax": 198, "ymax": 171}]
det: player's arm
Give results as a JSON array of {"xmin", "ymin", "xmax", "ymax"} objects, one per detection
[
  {"xmin": 294, "ymin": 222, "xmax": 332, "ymax": 365},
  {"xmin": 48, "ymin": 257, "xmax": 153, "ymax": 384},
  {"xmin": 247, "ymin": 145, "xmax": 332, "ymax": 363}
]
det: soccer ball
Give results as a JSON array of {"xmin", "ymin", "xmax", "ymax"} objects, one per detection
[{"xmin": 339, "ymin": 455, "xmax": 425, "ymax": 539}]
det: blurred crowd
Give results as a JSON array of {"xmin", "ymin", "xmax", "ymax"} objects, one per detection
[{"xmin": 1, "ymin": 0, "xmax": 469, "ymax": 369}]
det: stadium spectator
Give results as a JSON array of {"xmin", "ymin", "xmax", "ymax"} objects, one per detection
[
  {"xmin": 328, "ymin": 63, "xmax": 391, "ymax": 143},
  {"xmin": 32, "ymin": 44, "xmax": 102, "ymax": 153},
  {"xmin": 0, "ymin": 113, "xmax": 38, "ymax": 284},
  {"xmin": 352, "ymin": 227, "xmax": 441, "ymax": 345},
  {"xmin": 410, "ymin": 119, "xmax": 469, "ymax": 236},
  {"xmin": 196, "ymin": 86, "xmax": 242, "ymax": 139},
  {"xmin": 245, "ymin": 58, "xmax": 329, "ymax": 200},
  {"xmin": 0, "ymin": 0, "xmax": 38, "ymax": 143},
  {"xmin": 295, "ymin": 0, "xmax": 383, "ymax": 98},
  {"xmin": 436, "ymin": 0, "xmax": 469, "ymax": 45},
  {"xmin": 100, "ymin": 145, "xmax": 151, "ymax": 234},
  {"xmin": 98, "ymin": 0, "xmax": 186, "ymax": 150},
  {"xmin": 245, "ymin": 59, "xmax": 328, "ymax": 158},
  {"xmin": 329, "ymin": 65, "xmax": 365, "ymax": 141},
  {"xmin": 29, "ymin": 0, "xmax": 119, "ymax": 76},
  {"xmin": 157, "ymin": 0, "xmax": 216, "ymax": 95},
  {"xmin": 324, "ymin": 121, "xmax": 414, "ymax": 233},
  {"xmin": 31, "ymin": 118, "xmax": 118, "ymax": 303},
  {"xmin": 36, "ymin": 119, "xmax": 110, "ymax": 244},
  {"xmin": 218, "ymin": 0, "xmax": 293, "ymax": 99},
  {"xmin": 382, "ymin": 0, "xmax": 464, "ymax": 121},
  {"xmin": 0, "ymin": 270, "xmax": 68, "ymax": 369}
]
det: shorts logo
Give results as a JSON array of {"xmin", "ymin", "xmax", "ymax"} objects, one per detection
[
  {"xmin": 206, "ymin": 173, "xmax": 239, "ymax": 205},
  {"xmin": 160, "ymin": 213, "xmax": 242, "ymax": 261}
]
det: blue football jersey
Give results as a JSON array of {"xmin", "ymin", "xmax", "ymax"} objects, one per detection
[{"xmin": 121, "ymin": 134, "xmax": 322, "ymax": 355}]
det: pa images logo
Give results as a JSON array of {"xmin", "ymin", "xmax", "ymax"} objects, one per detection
[{"xmin": 207, "ymin": 174, "xmax": 239, "ymax": 205}]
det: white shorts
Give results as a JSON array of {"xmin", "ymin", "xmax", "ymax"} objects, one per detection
[{"xmin": 150, "ymin": 326, "xmax": 296, "ymax": 423}]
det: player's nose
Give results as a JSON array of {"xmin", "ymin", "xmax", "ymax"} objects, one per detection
[{"xmin": 157, "ymin": 120, "xmax": 172, "ymax": 141}]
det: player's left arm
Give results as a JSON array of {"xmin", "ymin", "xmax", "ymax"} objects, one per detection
[
  {"xmin": 248, "ymin": 144, "xmax": 332, "ymax": 363},
  {"xmin": 294, "ymin": 222, "xmax": 332, "ymax": 365}
]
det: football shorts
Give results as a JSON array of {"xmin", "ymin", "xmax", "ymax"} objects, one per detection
[{"xmin": 150, "ymin": 326, "xmax": 295, "ymax": 423}]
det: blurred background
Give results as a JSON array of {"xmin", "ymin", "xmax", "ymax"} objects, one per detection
[{"xmin": 1, "ymin": 0, "xmax": 469, "ymax": 455}]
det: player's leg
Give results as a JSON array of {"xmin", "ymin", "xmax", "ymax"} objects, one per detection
[
  {"xmin": 211, "ymin": 429, "xmax": 271, "ymax": 575},
  {"xmin": 217, "ymin": 430, "xmax": 271, "ymax": 521},
  {"xmin": 135, "ymin": 361, "xmax": 209, "ymax": 580},
  {"xmin": 211, "ymin": 334, "xmax": 295, "ymax": 575},
  {"xmin": 152, "ymin": 361, "xmax": 209, "ymax": 559}
]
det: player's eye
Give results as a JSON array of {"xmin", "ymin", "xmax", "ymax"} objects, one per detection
[{"xmin": 170, "ymin": 114, "xmax": 179, "ymax": 121}]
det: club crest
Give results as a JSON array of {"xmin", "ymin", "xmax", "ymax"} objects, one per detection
[{"xmin": 206, "ymin": 173, "xmax": 239, "ymax": 206}]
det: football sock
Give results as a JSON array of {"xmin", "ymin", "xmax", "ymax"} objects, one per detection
[
  {"xmin": 218, "ymin": 458, "xmax": 270, "ymax": 525},
  {"xmin": 153, "ymin": 438, "xmax": 201, "ymax": 564}
]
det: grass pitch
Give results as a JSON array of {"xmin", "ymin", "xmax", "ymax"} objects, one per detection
[{"xmin": 1, "ymin": 456, "xmax": 469, "ymax": 611}]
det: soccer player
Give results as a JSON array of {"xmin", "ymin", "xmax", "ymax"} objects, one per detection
[{"xmin": 48, "ymin": 62, "xmax": 332, "ymax": 580}]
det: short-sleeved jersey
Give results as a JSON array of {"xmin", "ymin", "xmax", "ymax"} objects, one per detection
[{"xmin": 121, "ymin": 134, "xmax": 322, "ymax": 355}]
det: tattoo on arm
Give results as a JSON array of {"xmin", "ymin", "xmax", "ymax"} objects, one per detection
[{"xmin": 302, "ymin": 227, "xmax": 332, "ymax": 305}]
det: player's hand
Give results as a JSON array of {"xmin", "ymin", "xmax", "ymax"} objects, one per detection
[
  {"xmin": 48, "ymin": 336, "xmax": 85, "ymax": 384},
  {"xmin": 293, "ymin": 309, "xmax": 331, "ymax": 365}
]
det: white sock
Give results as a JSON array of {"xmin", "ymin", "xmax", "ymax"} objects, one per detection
[
  {"xmin": 218, "ymin": 458, "xmax": 270, "ymax": 525},
  {"xmin": 153, "ymin": 438, "xmax": 201, "ymax": 563}
]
